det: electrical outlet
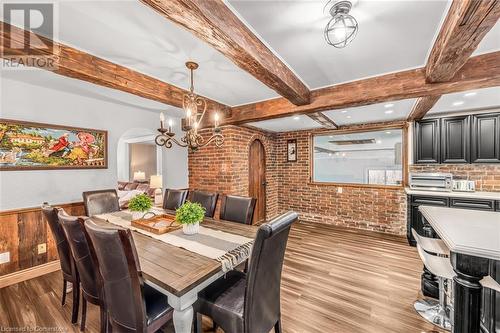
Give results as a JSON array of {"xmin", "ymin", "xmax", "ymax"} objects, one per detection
[
  {"xmin": 337, "ymin": 187, "xmax": 343, "ymax": 194},
  {"xmin": 37, "ymin": 243, "xmax": 47, "ymax": 254},
  {"xmin": 0, "ymin": 252, "xmax": 10, "ymax": 264}
]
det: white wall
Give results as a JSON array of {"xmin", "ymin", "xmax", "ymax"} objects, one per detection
[{"xmin": 0, "ymin": 72, "xmax": 188, "ymax": 210}]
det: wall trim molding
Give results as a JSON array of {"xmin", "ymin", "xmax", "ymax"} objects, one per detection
[
  {"xmin": 0, "ymin": 201, "xmax": 84, "ymax": 216},
  {"xmin": 0, "ymin": 260, "xmax": 60, "ymax": 289}
]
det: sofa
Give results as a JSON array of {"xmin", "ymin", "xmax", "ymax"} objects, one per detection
[{"xmin": 117, "ymin": 181, "xmax": 156, "ymax": 208}]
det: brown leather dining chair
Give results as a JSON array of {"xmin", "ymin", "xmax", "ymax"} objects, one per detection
[
  {"xmin": 58, "ymin": 210, "xmax": 107, "ymax": 332},
  {"xmin": 194, "ymin": 211, "xmax": 298, "ymax": 333},
  {"xmin": 84, "ymin": 219, "xmax": 173, "ymax": 333},
  {"xmin": 189, "ymin": 190, "xmax": 219, "ymax": 218},
  {"xmin": 219, "ymin": 195, "xmax": 257, "ymax": 225},
  {"xmin": 41, "ymin": 203, "xmax": 80, "ymax": 324},
  {"xmin": 82, "ymin": 189, "xmax": 120, "ymax": 217},
  {"xmin": 163, "ymin": 188, "xmax": 189, "ymax": 210}
]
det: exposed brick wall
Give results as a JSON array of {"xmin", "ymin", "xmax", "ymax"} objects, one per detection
[
  {"xmin": 189, "ymin": 122, "xmax": 500, "ymax": 236},
  {"xmin": 275, "ymin": 131, "xmax": 407, "ymax": 235},
  {"xmin": 410, "ymin": 164, "xmax": 500, "ymax": 192},
  {"xmin": 189, "ymin": 126, "xmax": 407, "ymax": 235},
  {"xmin": 188, "ymin": 126, "xmax": 279, "ymax": 220}
]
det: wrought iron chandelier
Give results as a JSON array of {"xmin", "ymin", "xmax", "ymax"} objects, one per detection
[
  {"xmin": 155, "ymin": 61, "xmax": 224, "ymax": 151},
  {"xmin": 324, "ymin": 0, "xmax": 358, "ymax": 48}
]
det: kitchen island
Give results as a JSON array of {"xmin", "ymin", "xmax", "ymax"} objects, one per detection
[{"xmin": 420, "ymin": 206, "xmax": 500, "ymax": 333}]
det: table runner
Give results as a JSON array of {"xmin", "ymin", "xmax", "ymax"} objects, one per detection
[{"xmin": 95, "ymin": 210, "xmax": 253, "ymax": 272}]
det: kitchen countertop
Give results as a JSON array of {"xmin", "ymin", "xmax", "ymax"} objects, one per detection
[
  {"xmin": 419, "ymin": 206, "xmax": 500, "ymax": 260},
  {"xmin": 405, "ymin": 187, "xmax": 500, "ymax": 200}
]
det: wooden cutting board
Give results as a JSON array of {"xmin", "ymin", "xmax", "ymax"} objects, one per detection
[{"xmin": 131, "ymin": 214, "xmax": 181, "ymax": 235}]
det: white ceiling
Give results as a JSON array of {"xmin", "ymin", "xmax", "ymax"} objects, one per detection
[
  {"xmin": 246, "ymin": 114, "xmax": 323, "ymax": 132},
  {"xmin": 0, "ymin": 69, "xmax": 184, "ymax": 119},
  {"xmin": 1, "ymin": 0, "xmax": 278, "ymax": 106},
  {"xmin": 1, "ymin": 0, "xmax": 499, "ymax": 133},
  {"xmin": 473, "ymin": 20, "xmax": 500, "ymax": 55},
  {"xmin": 323, "ymin": 98, "xmax": 416, "ymax": 125},
  {"xmin": 429, "ymin": 87, "xmax": 500, "ymax": 115},
  {"xmin": 228, "ymin": 0, "xmax": 450, "ymax": 89}
]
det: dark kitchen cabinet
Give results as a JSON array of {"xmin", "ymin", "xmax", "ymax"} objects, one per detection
[
  {"xmin": 407, "ymin": 195, "xmax": 448, "ymax": 246},
  {"xmin": 414, "ymin": 111, "xmax": 500, "ymax": 165},
  {"xmin": 441, "ymin": 115, "xmax": 470, "ymax": 163},
  {"xmin": 414, "ymin": 119, "xmax": 440, "ymax": 164},
  {"xmin": 471, "ymin": 113, "xmax": 500, "ymax": 163}
]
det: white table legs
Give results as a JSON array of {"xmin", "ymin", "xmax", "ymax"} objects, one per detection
[
  {"xmin": 145, "ymin": 270, "xmax": 225, "ymax": 333},
  {"xmin": 172, "ymin": 304, "xmax": 194, "ymax": 333}
]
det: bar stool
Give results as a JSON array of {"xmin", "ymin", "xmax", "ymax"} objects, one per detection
[{"xmin": 412, "ymin": 229, "xmax": 454, "ymax": 331}]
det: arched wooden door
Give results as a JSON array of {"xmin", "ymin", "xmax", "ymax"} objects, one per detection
[{"xmin": 249, "ymin": 139, "xmax": 266, "ymax": 224}]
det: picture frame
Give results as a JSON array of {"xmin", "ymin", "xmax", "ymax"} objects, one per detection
[
  {"xmin": 0, "ymin": 118, "xmax": 108, "ymax": 171},
  {"xmin": 287, "ymin": 139, "xmax": 297, "ymax": 162}
]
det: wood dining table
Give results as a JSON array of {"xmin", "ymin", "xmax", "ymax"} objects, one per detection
[{"xmin": 93, "ymin": 209, "xmax": 259, "ymax": 333}]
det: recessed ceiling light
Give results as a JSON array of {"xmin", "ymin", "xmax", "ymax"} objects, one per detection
[
  {"xmin": 377, "ymin": 140, "xmax": 382, "ymax": 144},
  {"xmin": 464, "ymin": 92, "xmax": 477, "ymax": 97},
  {"xmin": 341, "ymin": 110, "xmax": 347, "ymax": 113},
  {"xmin": 384, "ymin": 103, "xmax": 394, "ymax": 108},
  {"xmin": 346, "ymin": 115, "xmax": 352, "ymax": 119},
  {"xmin": 293, "ymin": 116, "xmax": 300, "ymax": 120},
  {"xmin": 453, "ymin": 101, "xmax": 465, "ymax": 106},
  {"xmin": 384, "ymin": 110, "xmax": 394, "ymax": 114},
  {"xmin": 341, "ymin": 152, "xmax": 346, "ymax": 157},
  {"xmin": 328, "ymin": 153, "xmax": 332, "ymax": 157},
  {"xmin": 385, "ymin": 131, "xmax": 391, "ymax": 134},
  {"xmin": 329, "ymin": 135, "xmax": 333, "ymax": 138}
]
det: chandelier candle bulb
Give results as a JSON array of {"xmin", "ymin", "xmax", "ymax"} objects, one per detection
[
  {"xmin": 168, "ymin": 119, "xmax": 173, "ymax": 133},
  {"xmin": 160, "ymin": 112, "xmax": 165, "ymax": 129}
]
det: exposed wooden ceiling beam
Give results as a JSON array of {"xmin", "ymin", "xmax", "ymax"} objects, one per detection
[
  {"xmin": 0, "ymin": 21, "xmax": 230, "ymax": 115},
  {"xmin": 218, "ymin": 51, "xmax": 500, "ymax": 125},
  {"xmin": 307, "ymin": 112, "xmax": 337, "ymax": 129},
  {"xmin": 407, "ymin": 0, "xmax": 500, "ymax": 121},
  {"xmin": 139, "ymin": 0, "xmax": 311, "ymax": 106},
  {"xmin": 426, "ymin": 0, "xmax": 500, "ymax": 83},
  {"xmin": 407, "ymin": 96, "xmax": 442, "ymax": 121}
]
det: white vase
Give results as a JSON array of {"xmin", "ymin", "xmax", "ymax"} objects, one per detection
[
  {"xmin": 131, "ymin": 211, "xmax": 144, "ymax": 220},
  {"xmin": 182, "ymin": 222, "xmax": 200, "ymax": 235}
]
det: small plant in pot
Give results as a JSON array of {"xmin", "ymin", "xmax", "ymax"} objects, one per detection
[
  {"xmin": 175, "ymin": 201, "xmax": 205, "ymax": 235},
  {"xmin": 128, "ymin": 193, "xmax": 153, "ymax": 220}
]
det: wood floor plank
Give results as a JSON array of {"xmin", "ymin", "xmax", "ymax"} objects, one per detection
[{"xmin": 0, "ymin": 221, "xmax": 445, "ymax": 333}]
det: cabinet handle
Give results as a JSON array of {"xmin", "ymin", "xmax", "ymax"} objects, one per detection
[{"xmin": 414, "ymin": 199, "xmax": 447, "ymax": 206}]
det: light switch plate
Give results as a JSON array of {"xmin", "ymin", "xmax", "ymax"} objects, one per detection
[
  {"xmin": 37, "ymin": 243, "xmax": 47, "ymax": 254},
  {"xmin": 337, "ymin": 187, "xmax": 343, "ymax": 194},
  {"xmin": 0, "ymin": 252, "xmax": 10, "ymax": 264}
]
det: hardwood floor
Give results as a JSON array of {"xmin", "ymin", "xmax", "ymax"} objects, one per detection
[{"xmin": 0, "ymin": 222, "xmax": 444, "ymax": 333}]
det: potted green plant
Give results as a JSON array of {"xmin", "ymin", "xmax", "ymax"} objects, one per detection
[
  {"xmin": 175, "ymin": 201, "xmax": 206, "ymax": 235},
  {"xmin": 128, "ymin": 193, "xmax": 153, "ymax": 220}
]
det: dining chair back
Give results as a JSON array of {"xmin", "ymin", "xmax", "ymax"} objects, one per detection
[
  {"xmin": 58, "ymin": 210, "xmax": 106, "ymax": 332},
  {"xmin": 190, "ymin": 190, "xmax": 219, "ymax": 218},
  {"xmin": 220, "ymin": 195, "xmax": 256, "ymax": 225},
  {"xmin": 163, "ymin": 189, "xmax": 188, "ymax": 210},
  {"xmin": 83, "ymin": 189, "xmax": 120, "ymax": 217},
  {"xmin": 245, "ymin": 211, "xmax": 297, "ymax": 333},
  {"xmin": 84, "ymin": 219, "xmax": 173, "ymax": 333},
  {"xmin": 41, "ymin": 204, "xmax": 79, "ymax": 324},
  {"xmin": 194, "ymin": 211, "xmax": 297, "ymax": 333},
  {"xmin": 42, "ymin": 204, "xmax": 74, "ymax": 287}
]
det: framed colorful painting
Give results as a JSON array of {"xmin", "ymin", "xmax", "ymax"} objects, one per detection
[{"xmin": 0, "ymin": 119, "xmax": 107, "ymax": 171}]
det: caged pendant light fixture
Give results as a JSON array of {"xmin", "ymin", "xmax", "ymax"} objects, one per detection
[{"xmin": 324, "ymin": 0, "xmax": 358, "ymax": 48}]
